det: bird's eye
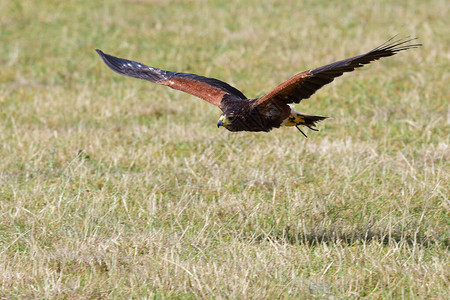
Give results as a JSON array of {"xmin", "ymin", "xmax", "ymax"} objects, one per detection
[{"xmin": 228, "ymin": 116, "xmax": 236, "ymax": 121}]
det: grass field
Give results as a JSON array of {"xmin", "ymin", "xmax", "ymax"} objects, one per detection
[{"xmin": 1, "ymin": 0, "xmax": 449, "ymax": 298}]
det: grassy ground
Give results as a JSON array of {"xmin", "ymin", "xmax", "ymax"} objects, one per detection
[{"xmin": 0, "ymin": 0, "xmax": 448, "ymax": 298}]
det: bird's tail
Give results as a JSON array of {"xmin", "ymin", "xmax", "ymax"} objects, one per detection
[{"xmin": 300, "ymin": 113, "xmax": 329, "ymax": 128}]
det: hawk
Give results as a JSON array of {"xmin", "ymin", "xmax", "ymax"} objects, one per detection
[{"xmin": 96, "ymin": 37, "xmax": 420, "ymax": 136}]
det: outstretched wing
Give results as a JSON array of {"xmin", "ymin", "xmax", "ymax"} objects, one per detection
[
  {"xmin": 254, "ymin": 37, "xmax": 421, "ymax": 107},
  {"xmin": 96, "ymin": 50, "xmax": 247, "ymax": 108}
]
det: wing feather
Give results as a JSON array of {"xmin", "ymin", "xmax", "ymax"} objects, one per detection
[
  {"xmin": 254, "ymin": 37, "xmax": 421, "ymax": 107},
  {"xmin": 96, "ymin": 50, "xmax": 247, "ymax": 107}
]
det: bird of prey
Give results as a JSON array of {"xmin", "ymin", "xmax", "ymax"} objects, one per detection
[{"xmin": 96, "ymin": 37, "xmax": 420, "ymax": 137}]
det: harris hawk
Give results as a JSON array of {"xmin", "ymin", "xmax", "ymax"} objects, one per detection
[{"xmin": 96, "ymin": 37, "xmax": 420, "ymax": 137}]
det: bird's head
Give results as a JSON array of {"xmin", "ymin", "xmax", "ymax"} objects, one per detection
[{"xmin": 217, "ymin": 113, "xmax": 239, "ymax": 131}]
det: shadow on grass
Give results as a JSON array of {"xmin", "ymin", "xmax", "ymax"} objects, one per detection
[{"xmin": 265, "ymin": 227, "xmax": 449, "ymax": 248}]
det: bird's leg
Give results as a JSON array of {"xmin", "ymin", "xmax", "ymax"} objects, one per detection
[{"xmin": 295, "ymin": 124, "xmax": 308, "ymax": 138}]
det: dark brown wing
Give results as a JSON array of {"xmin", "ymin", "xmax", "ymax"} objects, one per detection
[
  {"xmin": 254, "ymin": 37, "xmax": 421, "ymax": 107},
  {"xmin": 96, "ymin": 50, "xmax": 247, "ymax": 108}
]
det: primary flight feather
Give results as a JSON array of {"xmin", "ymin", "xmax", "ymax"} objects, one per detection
[{"xmin": 96, "ymin": 37, "xmax": 421, "ymax": 136}]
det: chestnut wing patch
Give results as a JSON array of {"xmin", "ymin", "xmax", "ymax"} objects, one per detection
[{"xmin": 163, "ymin": 73, "xmax": 247, "ymax": 107}]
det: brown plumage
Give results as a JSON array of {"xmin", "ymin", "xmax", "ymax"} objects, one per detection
[{"xmin": 96, "ymin": 37, "xmax": 421, "ymax": 136}]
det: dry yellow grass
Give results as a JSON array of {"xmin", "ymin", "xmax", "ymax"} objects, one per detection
[{"xmin": 0, "ymin": 0, "xmax": 449, "ymax": 298}]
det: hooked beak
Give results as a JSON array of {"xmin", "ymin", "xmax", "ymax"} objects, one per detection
[{"xmin": 217, "ymin": 115, "xmax": 229, "ymax": 128}]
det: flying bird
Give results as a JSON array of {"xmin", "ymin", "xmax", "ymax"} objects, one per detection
[{"xmin": 96, "ymin": 37, "xmax": 420, "ymax": 137}]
